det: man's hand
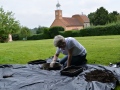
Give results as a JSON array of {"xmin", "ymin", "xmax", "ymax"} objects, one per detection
[{"xmin": 50, "ymin": 60, "xmax": 56, "ymax": 68}]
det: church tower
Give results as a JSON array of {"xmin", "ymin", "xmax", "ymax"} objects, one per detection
[{"xmin": 55, "ymin": 1, "xmax": 62, "ymax": 19}]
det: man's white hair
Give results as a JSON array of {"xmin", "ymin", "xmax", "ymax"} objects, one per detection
[{"xmin": 54, "ymin": 35, "xmax": 65, "ymax": 47}]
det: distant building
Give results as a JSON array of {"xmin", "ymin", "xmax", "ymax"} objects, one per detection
[{"xmin": 50, "ymin": 2, "xmax": 90, "ymax": 31}]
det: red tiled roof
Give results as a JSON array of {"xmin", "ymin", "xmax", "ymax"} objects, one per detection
[
  {"xmin": 79, "ymin": 15, "xmax": 89, "ymax": 22},
  {"xmin": 61, "ymin": 17, "xmax": 83, "ymax": 26}
]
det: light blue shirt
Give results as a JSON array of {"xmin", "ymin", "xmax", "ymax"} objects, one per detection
[{"xmin": 56, "ymin": 37, "xmax": 87, "ymax": 56}]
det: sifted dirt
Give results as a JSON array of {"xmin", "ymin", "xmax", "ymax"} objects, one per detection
[
  {"xmin": 40, "ymin": 63, "xmax": 61, "ymax": 70},
  {"xmin": 85, "ymin": 69, "xmax": 116, "ymax": 83},
  {"xmin": 66, "ymin": 69, "xmax": 78, "ymax": 73}
]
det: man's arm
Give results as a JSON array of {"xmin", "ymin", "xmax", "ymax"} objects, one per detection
[
  {"xmin": 67, "ymin": 47, "xmax": 74, "ymax": 67},
  {"xmin": 52, "ymin": 53, "xmax": 59, "ymax": 62},
  {"xmin": 50, "ymin": 53, "xmax": 59, "ymax": 67}
]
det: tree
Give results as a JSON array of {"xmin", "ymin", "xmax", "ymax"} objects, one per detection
[
  {"xmin": 88, "ymin": 12, "xmax": 95, "ymax": 25},
  {"xmin": 20, "ymin": 26, "xmax": 31, "ymax": 40},
  {"xmin": 108, "ymin": 11, "xmax": 119, "ymax": 23},
  {"xmin": 93, "ymin": 7, "xmax": 109, "ymax": 25},
  {"xmin": 117, "ymin": 14, "xmax": 120, "ymax": 21},
  {"xmin": 108, "ymin": 13, "xmax": 117, "ymax": 23},
  {"xmin": 42, "ymin": 27, "xmax": 50, "ymax": 39},
  {"xmin": 49, "ymin": 26, "xmax": 64, "ymax": 38},
  {"xmin": 0, "ymin": 7, "xmax": 20, "ymax": 42},
  {"xmin": 112, "ymin": 11, "xmax": 119, "ymax": 16},
  {"xmin": 36, "ymin": 26, "xmax": 48, "ymax": 34},
  {"xmin": 88, "ymin": 8, "xmax": 120, "ymax": 26}
]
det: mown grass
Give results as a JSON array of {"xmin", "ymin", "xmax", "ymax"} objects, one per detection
[
  {"xmin": 0, "ymin": 35, "xmax": 120, "ymax": 89},
  {"xmin": 0, "ymin": 39, "xmax": 56, "ymax": 64},
  {"xmin": 0, "ymin": 35, "xmax": 120, "ymax": 64}
]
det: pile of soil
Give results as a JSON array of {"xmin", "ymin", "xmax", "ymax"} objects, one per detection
[
  {"xmin": 60, "ymin": 66, "xmax": 83, "ymax": 77},
  {"xmin": 85, "ymin": 69, "xmax": 116, "ymax": 83},
  {"xmin": 40, "ymin": 63, "xmax": 61, "ymax": 70},
  {"xmin": 66, "ymin": 69, "xmax": 78, "ymax": 73}
]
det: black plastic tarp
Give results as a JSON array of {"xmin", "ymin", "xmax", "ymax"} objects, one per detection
[{"xmin": 0, "ymin": 58, "xmax": 120, "ymax": 90}]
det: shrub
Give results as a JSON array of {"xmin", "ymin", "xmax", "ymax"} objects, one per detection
[
  {"xmin": 80, "ymin": 22, "xmax": 120, "ymax": 36},
  {"xmin": 49, "ymin": 26, "xmax": 64, "ymax": 38},
  {"xmin": 0, "ymin": 34, "xmax": 8, "ymax": 43}
]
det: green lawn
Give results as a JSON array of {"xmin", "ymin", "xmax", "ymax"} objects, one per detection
[
  {"xmin": 0, "ymin": 35, "xmax": 120, "ymax": 89},
  {"xmin": 0, "ymin": 35, "xmax": 120, "ymax": 65}
]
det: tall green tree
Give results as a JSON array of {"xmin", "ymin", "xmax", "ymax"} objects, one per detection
[
  {"xmin": 0, "ymin": 7, "xmax": 20, "ymax": 42},
  {"xmin": 93, "ymin": 7, "xmax": 109, "ymax": 25},
  {"xmin": 112, "ymin": 11, "xmax": 119, "ymax": 16},
  {"xmin": 108, "ymin": 13, "xmax": 117, "ymax": 23},
  {"xmin": 108, "ymin": 11, "xmax": 119, "ymax": 23},
  {"xmin": 88, "ymin": 12, "xmax": 95, "ymax": 25}
]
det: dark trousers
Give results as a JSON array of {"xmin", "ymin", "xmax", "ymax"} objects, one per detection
[{"xmin": 59, "ymin": 54, "xmax": 87, "ymax": 67}]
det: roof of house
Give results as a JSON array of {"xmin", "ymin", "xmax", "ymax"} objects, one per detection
[
  {"xmin": 79, "ymin": 15, "xmax": 90, "ymax": 23},
  {"xmin": 50, "ymin": 13, "xmax": 90, "ymax": 28},
  {"xmin": 61, "ymin": 17, "xmax": 83, "ymax": 26}
]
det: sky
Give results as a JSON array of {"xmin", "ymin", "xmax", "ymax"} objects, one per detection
[{"xmin": 0, "ymin": 0, "xmax": 120, "ymax": 29}]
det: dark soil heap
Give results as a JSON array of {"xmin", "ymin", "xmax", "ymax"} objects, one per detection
[
  {"xmin": 41, "ymin": 63, "xmax": 61, "ymax": 70},
  {"xmin": 85, "ymin": 69, "xmax": 116, "ymax": 83}
]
